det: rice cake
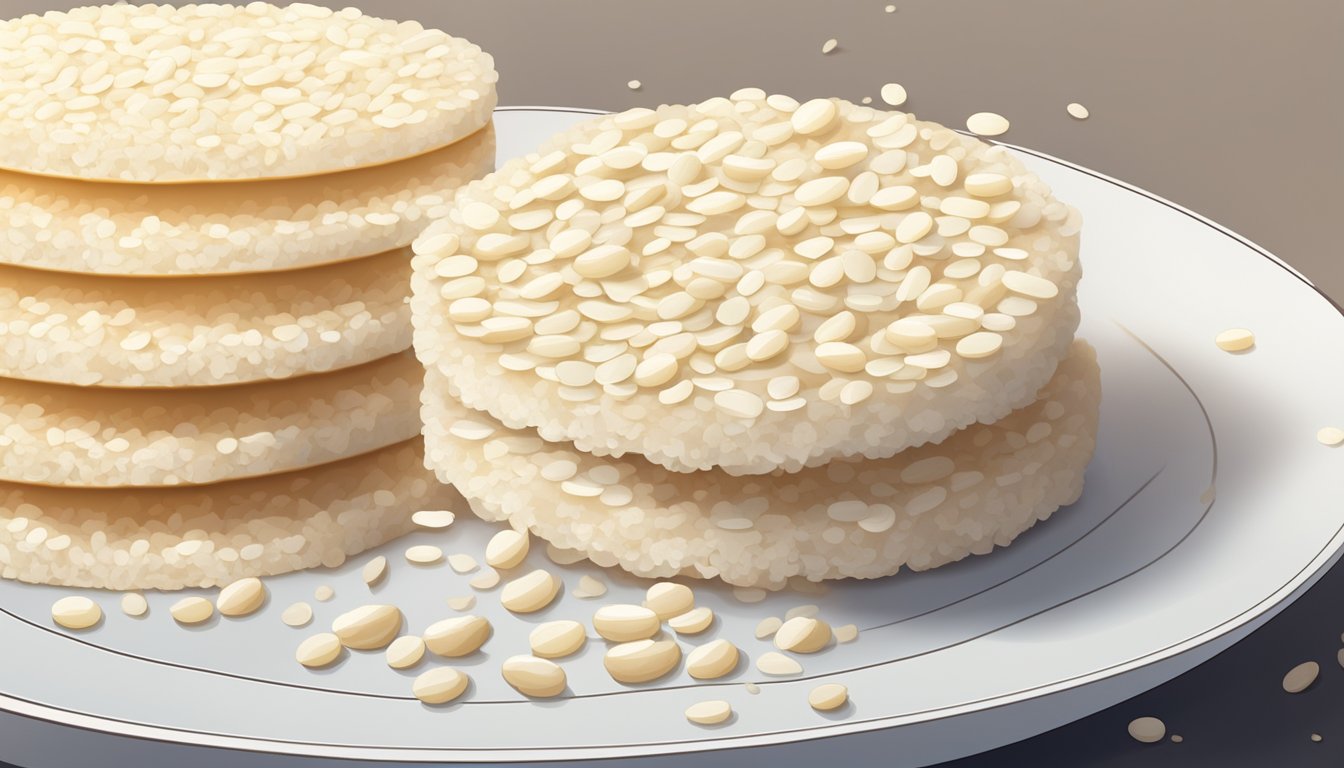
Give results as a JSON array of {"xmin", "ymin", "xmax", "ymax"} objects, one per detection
[
  {"xmin": 0, "ymin": 438, "xmax": 451, "ymax": 590},
  {"xmin": 411, "ymin": 91, "xmax": 1082, "ymax": 475},
  {"xmin": 0, "ymin": 125, "xmax": 495, "ymax": 276},
  {"xmin": 0, "ymin": 351, "xmax": 422, "ymax": 487},
  {"xmin": 424, "ymin": 341, "xmax": 1100, "ymax": 589},
  {"xmin": 0, "ymin": 3, "xmax": 497, "ymax": 182},
  {"xmin": 0, "ymin": 248, "xmax": 412, "ymax": 388}
]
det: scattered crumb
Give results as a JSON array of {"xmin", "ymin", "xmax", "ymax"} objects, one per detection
[
  {"xmin": 821, "ymin": 38, "xmax": 838, "ymax": 54},
  {"xmin": 314, "ymin": 585, "xmax": 334, "ymax": 602},
  {"xmin": 1311, "ymin": 733, "xmax": 1323, "ymax": 743},
  {"xmin": 1337, "ymin": 648, "xmax": 1344, "ymax": 669},
  {"xmin": 744, "ymin": 682, "xmax": 761, "ymax": 694},
  {"xmin": 834, "ymin": 623, "xmax": 859, "ymax": 643},
  {"xmin": 447, "ymin": 595, "xmax": 476, "ymax": 611},
  {"xmin": 733, "ymin": 587, "xmax": 767, "ymax": 604},
  {"xmin": 1199, "ymin": 486, "xmax": 1216, "ymax": 505},
  {"xmin": 411, "ymin": 510, "xmax": 455, "ymax": 529},
  {"xmin": 1170, "ymin": 734, "xmax": 1183, "ymax": 743},
  {"xmin": 1066, "ymin": 102, "xmax": 1089, "ymax": 119},
  {"xmin": 1128, "ymin": 716, "xmax": 1166, "ymax": 744},
  {"xmin": 1283, "ymin": 661, "xmax": 1319, "ymax": 693},
  {"xmin": 469, "ymin": 568, "xmax": 501, "ymax": 590},
  {"xmin": 756, "ymin": 651, "xmax": 803, "ymax": 676},
  {"xmin": 627, "ymin": 80, "xmax": 641, "ymax": 90},
  {"xmin": 808, "ymin": 683, "xmax": 848, "ymax": 711},
  {"xmin": 447, "ymin": 553, "xmax": 479, "ymax": 573},
  {"xmin": 1317, "ymin": 427, "xmax": 1344, "ymax": 446},
  {"xmin": 755, "ymin": 616, "xmax": 783, "ymax": 639},
  {"xmin": 1214, "ymin": 328, "xmax": 1254, "ymax": 352},
  {"xmin": 880, "ymin": 83, "xmax": 907, "ymax": 107},
  {"xmin": 120, "ymin": 592, "xmax": 148, "ymax": 618},
  {"xmin": 282, "ymin": 601, "xmax": 313, "ymax": 627},
  {"xmin": 362, "ymin": 556, "xmax": 388, "ymax": 587},
  {"xmin": 685, "ymin": 699, "xmax": 732, "ymax": 725},
  {"xmin": 405, "ymin": 545, "xmax": 443, "ymax": 565},
  {"xmin": 884, "ymin": 4, "xmax": 895, "ymax": 11},
  {"xmin": 861, "ymin": 96, "xmax": 872, "ymax": 104},
  {"xmin": 572, "ymin": 574, "xmax": 607, "ymax": 598}
]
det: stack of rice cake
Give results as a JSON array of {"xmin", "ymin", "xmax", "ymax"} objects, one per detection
[
  {"xmin": 0, "ymin": 2, "xmax": 497, "ymax": 590},
  {"xmin": 412, "ymin": 91, "xmax": 1100, "ymax": 590}
]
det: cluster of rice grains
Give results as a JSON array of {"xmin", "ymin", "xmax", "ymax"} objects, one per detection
[
  {"xmin": 0, "ymin": 2, "xmax": 498, "ymax": 589},
  {"xmin": 413, "ymin": 89, "xmax": 1098, "ymax": 589}
]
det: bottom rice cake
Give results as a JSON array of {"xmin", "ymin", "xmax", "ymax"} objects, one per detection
[
  {"xmin": 0, "ymin": 350, "xmax": 423, "ymax": 487},
  {"xmin": 0, "ymin": 439, "xmax": 454, "ymax": 590},
  {"xmin": 0, "ymin": 247, "xmax": 413, "ymax": 388},
  {"xmin": 424, "ymin": 341, "xmax": 1101, "ymax": 590}
]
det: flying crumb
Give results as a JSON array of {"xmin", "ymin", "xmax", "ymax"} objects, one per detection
[
  {"xmin": 1066, "ymin": 102, "xmax": 1089, "ymax": 119},
  {"xmin": 822, "ymin": 38, "xmax": 838, "ymax": 54},
  {"xmin": 966, "ymin": 111, "xmax": 1010, "ymax": 137},
  {"xmin": 627, "ymin": 80, "xmax": 641, "ymax": 90},
  {"xmin": 880, "ymin": 83, "xmax": 907, "ymax": 107},
  {"xmin": 314, "ymin": 585, "xmax": 334, "ymax": 602},
  {"xmin": 885, "ymin": 5, "xmax": 895, "ymax": 12}
]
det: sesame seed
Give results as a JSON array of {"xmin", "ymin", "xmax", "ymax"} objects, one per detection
[
  {"xmin": 1318, "ymin": 427, "xmax": 1344, "ymax": 446},
  {"xmin": 628, "ymin": 79, "xmax": 642, "ymax": 90},
  {"xmin": 1067, "ymin": 102, "xmax": 1089, "ymax": 119}
]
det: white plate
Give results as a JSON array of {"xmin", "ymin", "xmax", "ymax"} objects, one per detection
[{"xmin": 1, "ymin": 107, "xmax": 1342, "ymax": 768}]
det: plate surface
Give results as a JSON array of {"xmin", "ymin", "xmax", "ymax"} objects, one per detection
[{"xmin": 1, "ymin": 107, "xmax": 1342, "ymax": 768}]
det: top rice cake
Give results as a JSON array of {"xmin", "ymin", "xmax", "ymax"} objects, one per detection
[
  {"xmin": 0, "ymin": 3, "xmax": 497, "ymax": 182},
  {"xmin": 411, "ymin": 90, "xmax": 1083, "ymax": 476}
]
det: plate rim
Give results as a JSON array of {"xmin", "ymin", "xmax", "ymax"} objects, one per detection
[{"xmin": 2, "ymin": 104, "xmax": 1342, "ymax": 763}]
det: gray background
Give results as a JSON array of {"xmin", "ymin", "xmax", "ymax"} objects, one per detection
[{"xmin": 2, "ymin": 0, "xmax": 1343, "ymax": 765}]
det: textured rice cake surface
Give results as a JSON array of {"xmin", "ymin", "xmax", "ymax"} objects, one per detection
[
  {"xmin": 0, "ymin": 439, "xmax": 452, "ymax": 590},
  {"xmin": 412, "ymin": 90, "xmax": 1082, "ymax": 475},
  {"xmin": 0, "ymin": 124, "xmax": 494, "ymax": 276},
  {"xmin": 424, "ymin": 341, "xmax": 1101, "ymax": 589},
  {"xmin": 0, "ymin": 351, "xmax": 422, "ymax": 488},
  {"xmin": 0, "ymin": 247, "xmax": 412, "ymax": 387},
  {"xmin": 0, "ymin": 3, "xmax": 497, "ymax": 182}
]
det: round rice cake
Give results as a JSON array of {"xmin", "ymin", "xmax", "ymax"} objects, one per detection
[
  {"xmin": 424, "ymin": 340, "xmax": 1100, "ymax": 589},
  {"xmin": 0, "ymin": 438, "xmax": 453, "ymax": 590},
  {"xmin": 0, "ymin": 125, "xmax": 494, "ymax": 276},
  {"xmin": 411, "ymin": 90, "xmax": 1083, "ymax": 475},
  {"xmin": 0, "ymin": 350, "xmax": 422, "ymax": 488},
  {"xmin": 0, "ymin": 124, "xmax": 494, "ymax": 276},
  {"xmin": 0, "ymin": 247, "xmax": 412, "ymax": 388},
  {"xmin": 0, "ymin": 3, "xmax": 497, "ymax": 182}
]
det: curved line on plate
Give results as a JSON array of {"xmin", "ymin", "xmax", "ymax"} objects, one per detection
[
  {"xmin": 0, "ymin": 108, "xmax": 1339, "ymax": 761},
  {"xmin": 0, "ymin": 327, "xmax": 1219, "ymax": 747}
]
